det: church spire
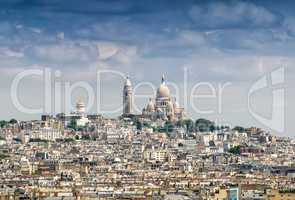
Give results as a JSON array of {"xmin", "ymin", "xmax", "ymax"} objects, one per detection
[
  {"xmin": 125, "ymin": 75, "xmax": 131, "ymax": 86},
  {"xmin": 161, "ymin": 74, "xmax": 165, "ymax": 84}
]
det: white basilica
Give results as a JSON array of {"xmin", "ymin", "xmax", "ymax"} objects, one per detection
[{"xmin": 123, "ymin": 75, "xmax": 185, "ymax": 121}]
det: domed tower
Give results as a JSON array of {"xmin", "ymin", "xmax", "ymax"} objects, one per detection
[
  {"xmin": 76, "ymin": 100, "xmax": 86, "ymax": 115},
  {"xmin": 123, "ymin": 76, "xmax": 133, "ymax": 115}
]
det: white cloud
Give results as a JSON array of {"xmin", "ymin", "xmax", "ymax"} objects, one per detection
[
  {"xmin": 29, "ymin": 42, "xmax": 95, "ymax": 63},
  {"xmin": 97, "ymin": 42, "xmax": 120, "ymax": 60},
  {"xmin": 284, "ymin": 17, "xmax": 295, "ymax": 35},
  {"xmin": 189, "ymin": 1, "xmax": 280, "ymax": 29},
  {"xmin": 57, "ymin": 32, "xmax": 65, "ymax": 40},
  {"xmin": 30, "ymin": 27, "xmax": 42, "ymax": 34},
  {"xmin": 178, "ymin": 31, "xmax": 207, "ymax": 46},
  {"xmin": 0, "ymin": 47, "xmax": 24, "ymax": 58},
  {"xmin": 97, "ymin": 42, "xmax": 137, "ymax": 64},
  {"xmin": 0, "ymin": 64, "xmax": 44, "ymax": 76}
]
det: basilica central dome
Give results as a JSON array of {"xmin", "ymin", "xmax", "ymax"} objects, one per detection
[{"xmin": 156, "ymin": 75, "xmax": 170, "ymax": 98}]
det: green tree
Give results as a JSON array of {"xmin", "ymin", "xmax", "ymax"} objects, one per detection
[
  {"xmin": 67, "ymin": 119, "xmax": 77, "ymax": 130},
  {"xmin": 152, "ymin": 126, "xmax": 159, "ymax": 132},
  {"xmin": 209, "ymin": 124, "xmax": 216, "ymax": 132},
  {"xmin": 9, "ymin": 118, "xmax": 17, "ymax": 124},
  {"xmin": 183, "ymin": 119, "xmax": 194, "ymax": 132},
  {"xmin": 175, "ymin": 120, "xmax": 185, "ymax": 128},
  {"xmin": 64, "ymin": 138, "xmax": 75, "ymax": 142},
  {"xmin": 229, "ymin": 145, "xmax": 241, "ymax": 155},
  {"xmin": 131, "ymin": 117, "xmax": 142, "ymax": 130},
  {"xmin": 233, "ymin": 126, "xmax": 245, "ymax": 133},
  {"xmin": 0, "ymin": 120, "xmax": 7, "ymax": 128},
  {"xmin": 136, "ymin": 120, "xmax": 142, "ymax": 130},
  {"xmin": 81, "ymin": 135, "xmax": 91, "ymax": 140},
  {"xmin": 143, "ymin": 122, "xmax": 152, "ymax": 128},
  {"xmin": 195, "ymin": 118, "xmax": 215, "ymax": 132},
  {"xmin": 164, "ymin": 121, "xmax": 174, "ymax": 132},
  {"xmin": 75, "ymin": 135, "xmax": 80, "ymax": 140}
]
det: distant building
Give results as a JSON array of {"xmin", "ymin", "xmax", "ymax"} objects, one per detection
[
  {"xmin": 123, "ymin": 76, "xmax": 133, "ymax": 115},
  {"xmin": 56, "ymin": 100, "xmax": 89, "ymax": 127},
  {"xmin": 30, "ymin": 127, "xmax": 62, "ymax": 141},
  {"xmin": 142, "ymin": 75, "xmax": 185, "ymax": 121},
  {"xmin": 229, "ymin": 187, "xmax": 240, "ymax": 200},
  {"xmin": 267, "ymin": 189, "xmax": 295, "ymax": 200},
  {"xmin": 76, "ymin": 100, "xmax": 86, "ymax": 115}
]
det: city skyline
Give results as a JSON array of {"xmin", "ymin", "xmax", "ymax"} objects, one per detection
[
  {"xmin": 0, "ymin": 0, "xmax": 293, "ymax": 136},
  {"xmin": 0, "ymin": 1, "xmax": 295, "ymax": 199}
]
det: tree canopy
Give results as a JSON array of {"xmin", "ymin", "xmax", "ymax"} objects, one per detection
[
  {"xmin": 9, "ymin": 119, "xmax": 17, "ymax": 124},
  {"xmin": 67, "ymin": 119, "xmax": 77, "ymax": 131},
  {"xmin": 228, "ymin": 145, "xmax": 241, "ymax": 155},
  {"xmin": 233, "ymin": 126, "xmax": 246, "ymax": 133},
  {"xmin": 0, "ymin": 120, "xmax": 7, "ymax": 128},
  {"xmin": 195, "ymin": 118, "xmax": 215, "ymax": 132}
]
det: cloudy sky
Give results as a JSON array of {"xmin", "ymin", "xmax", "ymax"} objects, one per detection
[{"xmin": 0, "ymin": 0, "xmax": 294, "ymax": 136}]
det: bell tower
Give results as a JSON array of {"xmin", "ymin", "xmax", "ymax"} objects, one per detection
[{"xmin": 123, "ymin": 76, "xmax": 133, "ymax": 115}]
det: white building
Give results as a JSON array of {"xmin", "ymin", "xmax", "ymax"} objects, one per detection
[
  {"xmin": 70, "ymin": 100, "xmax": 89, "ymax": 127},
  {"xmin": 142, "ymin": 75, "xmax": 185, "ymax": 121},
  {"xmin": 30, "ymin": 127, "xmax": 62, "ymax": 141}
]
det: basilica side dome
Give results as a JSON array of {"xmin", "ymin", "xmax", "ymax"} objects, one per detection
[{"xmin": 146, "ymin": 98, "xmax": 155, "ymax": 112}]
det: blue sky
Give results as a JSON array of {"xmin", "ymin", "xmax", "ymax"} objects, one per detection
[{"xmin": 0, "ymin": 0, "xmax": 294, "ymax": 136}]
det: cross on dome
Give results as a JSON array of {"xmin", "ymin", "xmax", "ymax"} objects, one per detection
[{"xmin": 161, "ymin": 74, "xmax": 165, "ymax": 84}]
